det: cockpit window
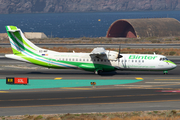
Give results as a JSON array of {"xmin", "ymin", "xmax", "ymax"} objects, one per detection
[{"xmin": 160, "ymin": 57, "xmax": 168, "ymax": 61}]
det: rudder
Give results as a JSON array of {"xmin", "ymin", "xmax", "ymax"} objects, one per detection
[{"xmin": 6, "ymin": 26, "xmax": 40, "ymax": 55}]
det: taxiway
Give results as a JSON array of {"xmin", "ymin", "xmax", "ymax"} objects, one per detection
[{"xmin": 0, "ymin": 57, "xmax": 180, "ymax": 116}]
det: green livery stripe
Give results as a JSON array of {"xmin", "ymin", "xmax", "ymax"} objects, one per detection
[
  {"xmin": 12, "ymin": 47, "xmax": 21, "ymax": 54},
  {"xmin": 164, "ymin": 60, "xmax": 176, "ymax": 65},
  {"xmin": 6, "ymin": 27, "xmax": 73, "ymax": 68},
  {"xmin": 10, "ymin": 34, "xmax": 77, "ymax": 68},
  {"xmin": 8, "ymin": 33, "xmax": 78, "ymax": 68},
  {"xmin": 15, "ymin": 53, "xmax": 66, "ymax": 68},
  {"xmin": 13, "ymin": 32, "xmax": 36, "ymax": 50},
  {"xmin": 9, "ymin": 32, "xmax": 48, "ymax": 59},
  {"xmin": 60, "ymin": 61, "xmax": 115, "ymax": 71},
  {"xmin": 6, "ymin": 26, "xmax": 115, "ymax": 71},
  {"xmin": 9, "ymin": 26, "xmax": 17, "ymax": 31}
]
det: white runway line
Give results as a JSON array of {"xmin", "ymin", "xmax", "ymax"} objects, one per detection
[
  {"xmin": 146, "ymin": 82, "xmax": 180, "ymax": 84},
  {"xmin": 114, "ymin": 85, "xmax": 152, "ymax": 87}
]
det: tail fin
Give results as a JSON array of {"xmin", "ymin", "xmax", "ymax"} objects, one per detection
[{"xmin": 5, "ymin": 26, "xmax": 40, "ymax": 54}]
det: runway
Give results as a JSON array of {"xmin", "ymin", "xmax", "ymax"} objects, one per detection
[
  {"xmin": 0, "ymin": 57, "xmax": 180, "ymax": 116},
  {"xmin": 1, "ymin": 43, "xmax": 180, "ymax": 48}
]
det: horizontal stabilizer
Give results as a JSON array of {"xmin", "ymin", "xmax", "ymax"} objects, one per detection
[{"xmin": 7, "ymin": 26, "xmax": 20, "ymax": 32}]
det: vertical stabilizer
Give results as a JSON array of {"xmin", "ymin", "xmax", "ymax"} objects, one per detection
[{"xmin": 5, "ymin": 26, "xmax": 40, "ymax": 54}]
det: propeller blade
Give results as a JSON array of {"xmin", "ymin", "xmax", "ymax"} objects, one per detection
[
  {"xmin": 117, "ymin": 45, "xmax": 123, "ymax": 58},
  {"xmin": 118, "ymin": 54, "xmax": 123, "ymax": 58}
]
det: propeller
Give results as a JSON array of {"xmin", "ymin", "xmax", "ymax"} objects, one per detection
[
  {"xmin": 117, "ymin": 45, "xmax": 123, "ymax": 67},
  {"xmin": 117, "ymin": 45, "xmax": 123, "ymax": 58}
]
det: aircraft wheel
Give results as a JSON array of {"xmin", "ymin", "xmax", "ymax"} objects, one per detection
[
  {"xmin": 95, "ymin": 70, "xmax": 103, "ymax": 75},
  {"xmin": 163, "ymin": 71, "xmax": 168, "ymax": 75}
]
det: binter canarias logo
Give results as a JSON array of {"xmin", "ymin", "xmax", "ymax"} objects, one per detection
[{"xmin": 129, "ymin": 55, "xmax": 157, "ymax": 60}]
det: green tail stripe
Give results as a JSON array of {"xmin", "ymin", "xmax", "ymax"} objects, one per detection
[
  {"xmin": 9, "ymin": 33, "xmax": 78, "ymax": 68},
  {"xmin": 12, "ymin": 47, "xmax": 21, "ymax": 54},
  {"xmin": 6, "ymin": 26, "xmax": 21, "ymax": 54},
  {"xmin": 13, "ymin": 32, "xmax": 36, "ymax": 50},
  {"xmin": 11, "ymin": 34, "xmax": 114, "ymax": 70},
  {"xmin": 9, "ymin": 32, "xmax": 47, "ymax": 59},
  {"xmin": 6, "ymin": 26, "xmax": 115, "ymax": 71},
  {"xmin": 9, "ymin": 26, "xmax": 17, "ymax": 31}
]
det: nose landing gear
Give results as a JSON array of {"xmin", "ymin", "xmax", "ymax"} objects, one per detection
[{"xmin": 163, "ymin": 71, "xmax": 168, "ymax": 75}]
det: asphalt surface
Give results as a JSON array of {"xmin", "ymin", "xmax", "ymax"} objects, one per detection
[
  {"xmin": 0, "ymin": 56, "xmax": 180, "ymax": 116},
  {"xmin": 1, "ymin": 43, "xmax": 180, "ymax": 48}
]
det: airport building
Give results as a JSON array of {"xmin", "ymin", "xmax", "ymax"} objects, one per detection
[
  {"xmin": 106, "ymin": 18, "xmax": 180, "ymax": 38},
  {"xmin": 24, "ymin": 32, "xmax": 48, "ymax": 39}
]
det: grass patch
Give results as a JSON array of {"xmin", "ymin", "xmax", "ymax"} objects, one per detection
[
  {"xmin": 34, "ymin": 115, "xmax": 43, "ymax": 120},
  {"xmin": 4, "ymin": 110, "xmax": 180, "ymax": 120}
]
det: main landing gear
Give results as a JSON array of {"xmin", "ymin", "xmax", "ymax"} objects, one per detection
[
  {"xmin": 95, "ymin": 69, "xmax": 103, "ymax": 75},
  {"xmin": 163, "ymin": 71, "xmax": 168, "ymax": 75}
]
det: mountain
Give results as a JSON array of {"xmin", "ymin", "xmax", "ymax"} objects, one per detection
[{"xmin": 0, "ymin": 0, "xmax": 180, "ymax": 14}]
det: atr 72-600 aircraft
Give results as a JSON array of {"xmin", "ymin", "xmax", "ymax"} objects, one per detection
[{"xmin": 5, "ymin": 26, "xmax": 176, "ymax": 75}]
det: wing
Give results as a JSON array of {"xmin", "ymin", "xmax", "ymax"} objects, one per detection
[
  {"xmin": 90, "ymin": 47, "xmax": 119, "ymax": 60},
  {"xmin": 90, "ymin": 47, "xmax": 107, "ymax": 59}
]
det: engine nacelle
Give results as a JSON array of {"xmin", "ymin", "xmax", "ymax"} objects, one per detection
[
  {"xmin": 106, "ymin": 50, "xmax": 118, "ymax": 60},
  {"xmin": 90, "ymin": 47, "xmax": 119, "ymax": 60}
]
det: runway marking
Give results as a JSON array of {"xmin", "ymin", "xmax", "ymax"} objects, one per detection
[
  {"xmin": 114, "ymin": 85, "xmax": 152, "ymax": 87},
  {"xmin": 1, "ymin": 99, "xmax": 180, "ymax": 109},
  {"xmin": 0, "ymin": 93, "xmax": 179, "ymax": 102},
  {"xmin": 0, "ymin": 91, "xmax": 9, "ymax": 93},
  {"xmin": 159, "ymin": 90, "xmax": 180, "ymax": 93},
  {"xmin": 135, "ymin": 77, "xmax": 143, "ymax": 80},
  {"xmin": 155, "ymin": 79, "xmax": 180, "ymax": 81},
  {"xmin": 54, "ymin": 78, "xmax": 62, "ymax": 80},
  {"xmin": 146, "ymin": 82, "xmax": 180, "ymax": 84},
  {"xmin": 152, "ymin": 83, "xmax": 180, "ymax": 87},
  {"xmin": 61, "ymin": 87, "xmax": 92, "ymax": 90}
]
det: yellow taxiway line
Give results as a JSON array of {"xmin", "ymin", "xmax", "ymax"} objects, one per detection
[
  {"xmin": 135, "ymin": 77, "xmax": 144, "ymax": 80},
  {"xmin": 61, "ymin": 87, "xmax": 92, "ymax": 90},
  {"xmin": 0, "ymin": 91, "xmax": 9, "ymax": 93},
  {"xmin": 54, "ymin": 78, "xmax": 62, "ymax": 80}
]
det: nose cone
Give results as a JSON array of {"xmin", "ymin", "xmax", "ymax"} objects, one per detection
[
  {"xmin": 169, "ymin": 61, "xmax": 177, "ymax": 69},
  {"xmin": 164, "ymin": 60, "xmax": 177, "ymax": 70},
  {"xmin": 171, "ymin": 62, "xmax": 177, "ymax": 69}
]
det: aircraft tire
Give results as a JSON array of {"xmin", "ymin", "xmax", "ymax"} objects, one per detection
[{"xmin": 95, "ymin": 70, "xmax": 103, "ymax": 75}]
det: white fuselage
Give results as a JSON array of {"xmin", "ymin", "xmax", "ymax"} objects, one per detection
[{"xmin": 5, "ymin": 52, "xmax": 176, "ymax": 72}]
